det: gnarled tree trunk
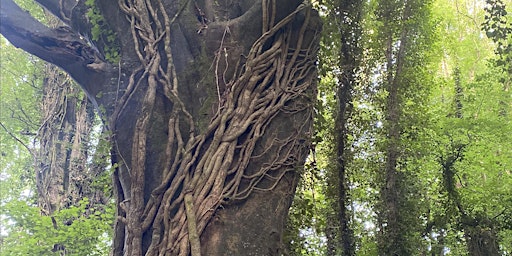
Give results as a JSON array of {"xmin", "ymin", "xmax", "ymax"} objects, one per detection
[
  {"xmin": 1, "ymin": 0, "xmax": 321, "ymax": 255},
  {"xmin": 36, "ymin": 63, "xmax": 105, "ymax": 215}
]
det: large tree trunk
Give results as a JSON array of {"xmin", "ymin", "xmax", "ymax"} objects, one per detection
[
  {"xmin": 35, "ymin": 62, "xmax": 110, "ymax": 255},
  {"xmin": 36, "ymin": 64, "xmax": 105, "ymax": 214},
  {"xmin": 1, "ymin": 0, "xmax": 321, "ymax": 255}
]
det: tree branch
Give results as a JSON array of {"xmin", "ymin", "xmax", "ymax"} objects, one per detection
[
  {"xmin": 35, "ymin": 0, "xmax": 97, "ymax": 41},
  {"xmin": 0, "ymin": 0, "xmax": 107, "ymax": 88},
  {"xmin": 0, "ymin": 121, "xmax": 33, "ymax": 156},
  {"xmin": 35, "ymin": 0, "xmax": 77, "ymax": 24}
]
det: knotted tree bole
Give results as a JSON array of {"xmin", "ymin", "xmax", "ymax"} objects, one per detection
[
  {"xmin": 112, "ymin": 2, "xmax": 321, "ymax": 255},
  {"xmin": 1, "ymin": 0, "xmax": 321, "ymax": 255}
]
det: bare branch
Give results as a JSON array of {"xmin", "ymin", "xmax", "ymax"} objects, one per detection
[
  {"xmin": 0, "ymin": 0, "xmax": 107, "ymax": 87},
  {"xmin": 35, "ymin": 0, "xmax": 78, "ymax": 24},
  {"xmin": 0, "ymin": 121, "xmax": 33, "ymax": 156}
]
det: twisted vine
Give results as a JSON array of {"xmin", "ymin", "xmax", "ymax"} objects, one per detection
[{"xmin": 113, "ymin": 1, "xmax": 318, "ymax": 255}]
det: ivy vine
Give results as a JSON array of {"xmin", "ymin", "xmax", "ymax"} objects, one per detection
[{"xmin": 85, "ymin": 0, "xmax": 120, "ymax": 63}]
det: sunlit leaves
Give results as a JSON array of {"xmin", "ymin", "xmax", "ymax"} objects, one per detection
[
  {"xmin": 289, "ymin": 0, "xmax": 511, "ymax": 254},
  {"xmin": 482, "ymin": 0, "xmax": 512, "ymax": 62},
  {"xmin": 12, "ymin": 0, "xmax": 47, "ymax": 23},
  {"xmin": 0, "ymin": 198, "xmax": 114, "ymax": 256},
  {"xmin": 0, "ymin": 36, "xmax": 41, "ymax": 203}
]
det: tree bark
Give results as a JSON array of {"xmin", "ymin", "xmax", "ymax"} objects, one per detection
[
  {"xmin": 331, "ymin": 1, "xmax": 363, "ymax": 255},
  {"xmin": 1, "ymin": 0, "xmax": 321, "ymax": 255},
  {"xmin": 465, "ymin": 224, "xmax": 501, "ymax": 256},
  {"xmin": 36, "ymin": 64, "xmax": 102, "ymax": 214}
]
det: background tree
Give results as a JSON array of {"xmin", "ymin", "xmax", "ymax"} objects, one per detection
[
  {"xmin": 286, "ymin": 0, "xmax": 511, "ymax": 255},
  {"xmin": 284, "ymin": 0, "xmax": 365, "ymax": 254},
  {"xmin": 426, "ymin": 0, "xmax": 512, "ymax": 254},
  {"xmin": 327, "ymin": 0, "xmax": 364, "ymax": 254},
  {"xmin": 0, "ymin": 34, "xmax": 113, "ymax": 255},
  {"xmin": 369, "ymin": 0, "xmax": 436, "ymax": 254}
]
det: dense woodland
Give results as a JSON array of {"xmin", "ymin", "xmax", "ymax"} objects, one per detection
[{"xmin": 0, "ymin": 0, "xmax": 511, "ymax": 255}]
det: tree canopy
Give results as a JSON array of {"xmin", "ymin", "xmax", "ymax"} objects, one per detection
[{"xmin": 1, "ymin": 0, "xmax": 511, "ymax": 255}]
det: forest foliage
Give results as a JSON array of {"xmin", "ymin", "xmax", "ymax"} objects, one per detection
[
  {"xmin": 284, "ymin": 0, "xmax": 512, "ymax": 255},
  {"xmin": 1, "ymin": 0, "xmax": 511, "ymax": 255}
]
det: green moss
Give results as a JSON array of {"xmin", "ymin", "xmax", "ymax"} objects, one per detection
[{"xmin": 180, "ymin": 49, "xmax": 218, "ymax": 133}]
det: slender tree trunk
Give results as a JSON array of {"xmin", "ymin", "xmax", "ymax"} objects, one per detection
[
  {"xmin": 376, "ymin": 0, "xmax": 420, "ymax": 254},
  {"xmin": 324, "ymin": 1, "xmax": 363, "ymax": 255},
  {"xmin": 380, "ymin": 36, "xmax": 403, "ymax": 253},
  {"xmin": 325, "ymin": 216, "xmax": 338, "ymax": 255},
  {"xmin": 435, "ymin": 230, "xmax": 446, "ymax": 256},
  {"xmin": 453, "ymin": 67, "xmax": 463, "ymax": 118},
  {"xmin": 334, "ymin": 1, "xmax": 364, "ymax": 255},
  {"xmin": 440, "ymin": 142, "xmax": 502, "ymax": 256}
]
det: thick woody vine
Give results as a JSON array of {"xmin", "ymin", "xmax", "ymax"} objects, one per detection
[{"xmin": 112, "ymin": 1, "xmax": 318, "ymax": 255}]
